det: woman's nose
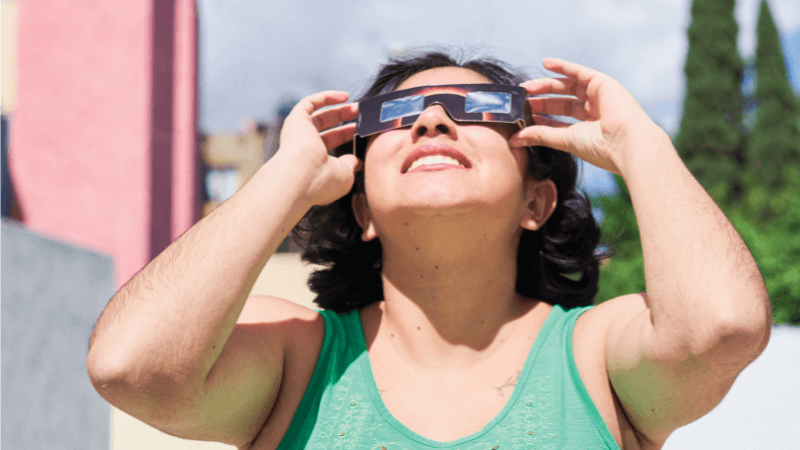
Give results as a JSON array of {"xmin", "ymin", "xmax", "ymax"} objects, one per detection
[{"xmin": 410, "ymin": 104, "xmax": 457, "ymax": 139}]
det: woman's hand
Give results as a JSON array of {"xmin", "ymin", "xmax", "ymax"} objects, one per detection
[
  {"xmin": 509, "ymin": 58, "xmax": 664, "ymax": 176},
  {"xmin": 277, "ymin": 91, "xmax": 360, "ymax": 206}
]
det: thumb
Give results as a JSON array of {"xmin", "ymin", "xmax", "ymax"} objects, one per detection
[
  {"xmin": 510, "ymin": 126, "xmax": 571, "ymax": 153},
  {"xmin": 338, "ymin": 153, "xmax": 362, "ymax": 173}
]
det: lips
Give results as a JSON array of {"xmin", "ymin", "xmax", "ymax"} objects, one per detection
[{"xmin": 401, "ymin": 144, "xmax": 472, "ymax": 174}]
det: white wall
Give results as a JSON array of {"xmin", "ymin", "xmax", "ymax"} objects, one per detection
[{"xmin": 664, "ymin": 325, "xmax": 800, "ymax": 448}]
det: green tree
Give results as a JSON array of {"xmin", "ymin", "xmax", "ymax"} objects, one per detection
[
  {"xmin": 747, "ymin": 0, "xmax": 800, "ymax": 195},
  {"xmin": 595, "ymin": 0, "xmax": 800, "ymax": 325},
  {"xmin": 673, "ymin": 0, "xmax": 745, "ymax": 199},
  {"xmin": 596, "ymin": 167, "xmax": 800, "ymax": 325},
  {"xmin": 729, "ymin": 0, "xmax": 800, "ymax": 324},
  {"xmin": 707, "ymin": 168, "xmax": 800, "ymax": 325},
  {"xmin": 598, "ymin": 0, "xmax": 745, "ymax": 304}
]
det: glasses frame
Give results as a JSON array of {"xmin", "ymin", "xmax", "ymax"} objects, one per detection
[{"xmin": 353, "ymin": 83, "xmax": 528, "ymax": 158}]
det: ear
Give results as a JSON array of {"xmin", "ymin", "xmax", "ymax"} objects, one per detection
[
  {"xmin": 520, "ymin": 179, "xmax": 558, "ymax": 231},
  {"xmin": 351, "ymin": 193, "xmax": 379, "ymax": 241}
]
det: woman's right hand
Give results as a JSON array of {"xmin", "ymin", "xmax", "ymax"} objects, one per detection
[{"xmin": 278, "ymin": 91, "xmax": 361, "ymax": 206}]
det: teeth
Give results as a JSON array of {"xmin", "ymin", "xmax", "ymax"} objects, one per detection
[{"xmin": 408, "ymin": 155, "xmax": 463, "ymax": 172}]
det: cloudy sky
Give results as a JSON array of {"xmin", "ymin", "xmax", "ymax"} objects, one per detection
[{"xmin": 196, "ymin": 0, "xmax": 800, "ymax": 195}]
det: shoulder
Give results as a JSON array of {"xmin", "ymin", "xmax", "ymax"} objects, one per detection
[
  {"xmin": 238, "ymin": 294, "xmax": 323, "ymax": 325},
  {"xmin": 574, "ymin": 294, "xmax": 649, "ymax": 341},
  {"xmin": 242, "ymin": 296, "xmax": 329, "ymax": 449},
  {"xmin": 238, "ymin": 295, "xmax": 328, "ymax": 370},
  {"xmin": 571, "ymin": 294, "xmax": 652, "ymax": 450}
]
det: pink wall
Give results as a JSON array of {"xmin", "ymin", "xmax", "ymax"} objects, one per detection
[
  {"xmin": 172, "ymin": 0, "xmax": 198, "ymax": 243},
  {"xmin": 11, "ymin": 0, "xmax": 198, "ymax": 288}
]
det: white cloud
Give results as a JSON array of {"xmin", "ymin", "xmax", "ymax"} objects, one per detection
[
  {"xmin": 195, "ymin": 0, "xmax": 800, "ymax": 198},
  {"xmin": 197, "ymin": 0, "xmax": 800, "ymax": 132}
]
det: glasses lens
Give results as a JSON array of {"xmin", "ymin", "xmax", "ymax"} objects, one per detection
[
  {"xmin": 464, "ymin": 91, "xmax": 512, "ymax": 114},
  {"xmin": 380, "ymin": 94, "xmax": 425, "ymax": 123}
]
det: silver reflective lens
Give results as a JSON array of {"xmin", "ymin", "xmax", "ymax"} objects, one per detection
[
  {"xmin": 380, "ymin": 95, "xmax": 425, "ymax": 123},
  {"xmin": 464, "ymin": 92, "xmax": 512, "ymax": 113}
]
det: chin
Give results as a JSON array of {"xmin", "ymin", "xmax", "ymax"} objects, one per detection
[
  {"xmin": 400, "ymin": 183, "xmax": 474, "ymax": 208},
  {"xmin": 395, "ymin": 194, "xmax": 496, "ymax": 217},
  {"xmin": 369, "ymin": 177, "xmax": 521, "ymax": 217}
]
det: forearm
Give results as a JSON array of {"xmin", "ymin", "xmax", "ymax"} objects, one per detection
[
  {"xmin": 619, "ymin": 126, "xmax": 771, "ymax": 352},
  {"xmin": 88, "ymin": 152, "xmax": 314, "ymax": 389}
]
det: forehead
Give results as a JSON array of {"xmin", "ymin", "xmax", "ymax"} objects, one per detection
[{"xmin": 396, "ymin": 67, "xmax": 494, "ymax": 91}]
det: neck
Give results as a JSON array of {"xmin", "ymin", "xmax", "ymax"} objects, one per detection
[{"xmin": 367, "ymin": 212, "xmax": 541, "ymax": 370}]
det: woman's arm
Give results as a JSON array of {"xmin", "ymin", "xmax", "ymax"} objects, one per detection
[
  {"xmin": 604, "ymin": 124, "xmax": 770, "ymax": 444},
  {"xmin": 86, "ymin": 91, "xmax": 360, "ymax": 446},
  {"xmin": 510, "ymin": 58, "xmax": 771, "ymax": 445}
]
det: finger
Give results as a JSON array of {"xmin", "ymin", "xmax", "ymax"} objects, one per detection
[
  {"xmin": 509, "ymin": 125, "xmax": 572, "ymax": 153},
  {"xmin": 520, "ymin": 78, "xmax": 585, "ymax": 100},
  {"xmin": 526, "ymin": 97, "xmax": 590, "ymax": 121},
  {"xmin": 337, "ymin": 153, "xmax": 362, "ymax": 173},
  {"xmin": 294, "ymin": 91, "xmax": 351, "ymax": 117},
  {"xmin": 542, "ymin": 58, "xmax": 603, "ymax": 86},
  {"xmin": 310, "ymin": 102, "xmax": 358, "ymax": 132},
  {"xmin": 319, "ymin": 122, "xmax": 356, "ymax": 150},
  {"xmin": 530, "ymin": 114, "xmax": 572, "ymax": 128},
  {"xmin": 521, "ymin": 114, "xmax": 571, "ymax": 129}
]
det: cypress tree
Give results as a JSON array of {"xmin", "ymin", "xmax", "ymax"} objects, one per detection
[
  {"xmin": 597, "ymin": 0, "xmax": 744, "ymax": 303},
  {"xmin": 748, "ymin": 0, "xmax": 800, "ymax": 193},
  {"xmin": 673, "ymin": 0, "xmax": 745, "ymax": 197}
]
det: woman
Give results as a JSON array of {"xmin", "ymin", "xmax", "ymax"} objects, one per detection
[{"xmin": 87, "ymin": 51, "xmax": 771, "ymax": 450}]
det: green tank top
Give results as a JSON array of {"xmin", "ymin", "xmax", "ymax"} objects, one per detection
[{"xmin": 277, "ymin": 304, "xmax": 620, "ymax": 449}]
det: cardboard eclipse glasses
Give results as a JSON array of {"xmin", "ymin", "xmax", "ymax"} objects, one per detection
[{"xmin": 353, "ymin": 83, "xmax": 527, "ymax": 158}]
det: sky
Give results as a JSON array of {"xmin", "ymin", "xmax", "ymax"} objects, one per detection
[{"xmin": 196, "ymin": 0, "xmax": 800, "ymax": 197}]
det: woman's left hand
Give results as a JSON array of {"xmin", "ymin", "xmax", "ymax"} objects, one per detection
[{"xmin": 508, "ymin": 58, "xmax": 663, "ymax": 176}]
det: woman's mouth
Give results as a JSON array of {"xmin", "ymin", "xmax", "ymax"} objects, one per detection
[
  {"xmin": 402, "ymin": 144, "xmax": 472, "ymax": 173},
  {"xmin": 406, "ymin": 155, "xmax": 466, "ymax": 172}
]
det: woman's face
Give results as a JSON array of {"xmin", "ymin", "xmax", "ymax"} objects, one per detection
[{"xmin": 358, "ymin": 67, "xmax": 534, "ymax": 233}]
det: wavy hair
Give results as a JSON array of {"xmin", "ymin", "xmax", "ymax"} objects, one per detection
[{"xmin": 292, "ymin": 50, "xmax": 606, "ymax": 313}]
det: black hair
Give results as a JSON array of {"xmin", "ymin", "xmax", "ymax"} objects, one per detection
[{"xmin": 292, "ymin": 49, "xmax": 606, "ymax": 313}]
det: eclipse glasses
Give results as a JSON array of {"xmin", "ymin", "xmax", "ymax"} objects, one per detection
[{"xmin": 354, "ymin": 84, "xmax": 527, "ymax": 158}]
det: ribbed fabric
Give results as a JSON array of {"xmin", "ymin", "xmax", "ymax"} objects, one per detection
[{"xmin": 277, "ymin": 304, "xmax": 620, "ymax": 449}]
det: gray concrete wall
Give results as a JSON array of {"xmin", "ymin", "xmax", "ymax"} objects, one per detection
[{"xmin": 2, "ymin": 220, "xmax": 114, "ymax": 450}]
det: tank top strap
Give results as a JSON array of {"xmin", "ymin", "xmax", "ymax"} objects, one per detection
[
  {"xmin": 278, "ymin": 308, "xmax": 361, "ymax": 449},
  {"xmin": 554, "ymin": 304, "xmax": 619, "ymax": 448}
]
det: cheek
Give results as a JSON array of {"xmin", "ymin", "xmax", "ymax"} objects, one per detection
[
  {"xmin": 485, "ymin": 136, "xmax": 529, "ymax": 180},
  {"xmin": 362, "ymin": 130, "xmax": 405, "ymax": 181},
  {"xmin": 364, "ymin": 128, "xmax": 405, "ymax": 157},
  {"xmin": 361, "ymin": 145, "xmax": 392, "ymax": 204},
  {"xmin": 512, "ymin": 148, "xmax": 529, "ymax": 176},
  {"xmin": 490, "ymin": 148, "xmax": 531, "ymax": 204}
]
